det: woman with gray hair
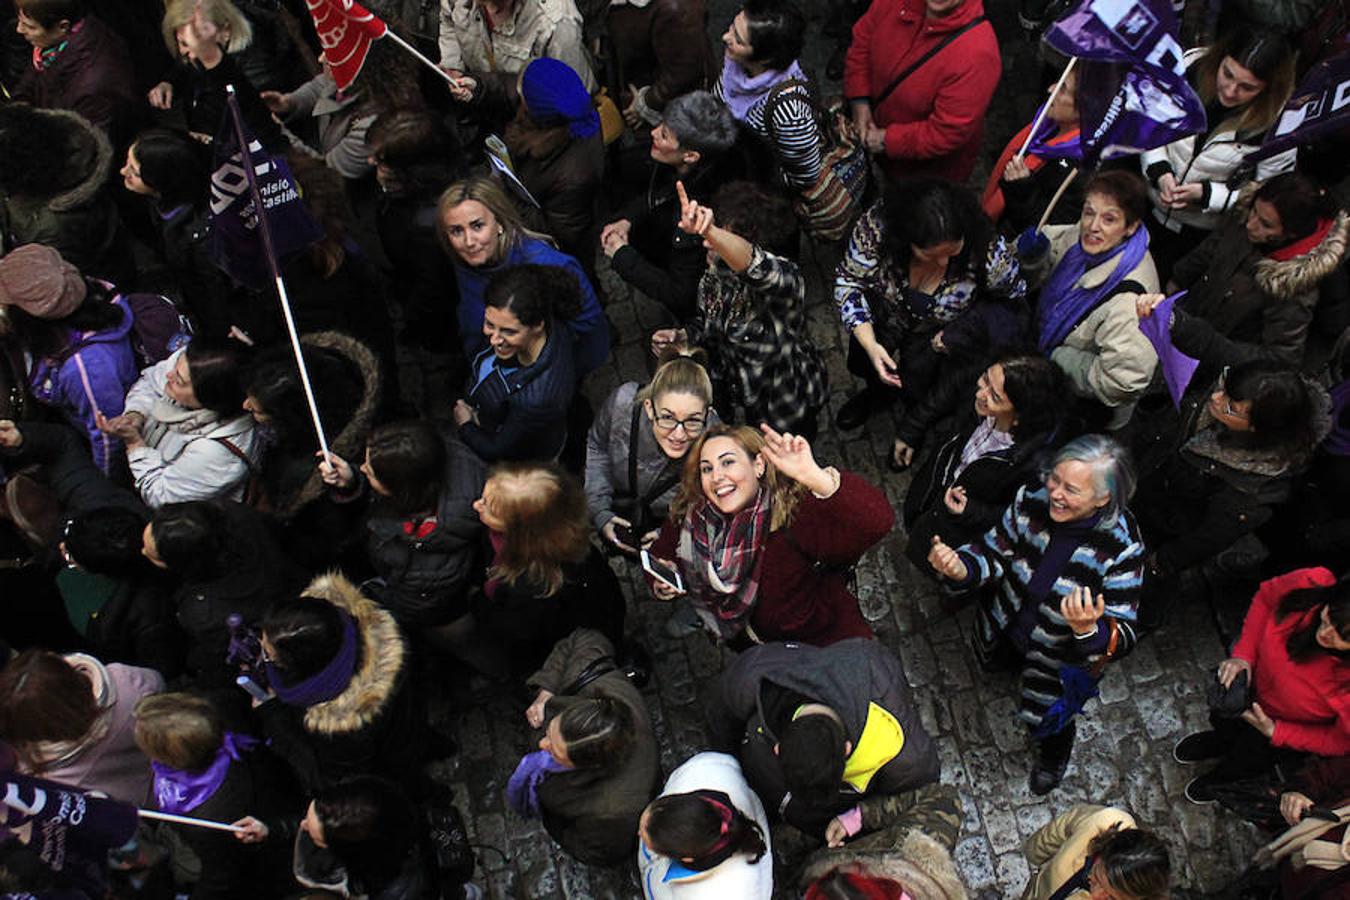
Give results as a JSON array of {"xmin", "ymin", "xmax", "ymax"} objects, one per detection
[
  {"xmin": 928, "ymin": 434, "xmax": 1146, "ymax": 795},
  {"xmin": 600, "ymin": 90, "xmax": 742, "ymax": 322}
]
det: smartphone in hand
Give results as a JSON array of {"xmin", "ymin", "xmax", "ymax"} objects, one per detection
[
  {"xmin": 613, "ymin": 521, "xmax": 637, "ymax": 548},
  {"xmin": 640, "ymin": 549, "xmax": 684, "ymax": 593}
]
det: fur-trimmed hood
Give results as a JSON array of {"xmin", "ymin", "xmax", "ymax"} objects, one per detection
[
  {"xmin": 1256, "ymin": 211, "xmax": 1350, "ymax": 301},
  {"xmin": 798, "ymin": 830, "xmax": 967, "ymax": 900},
  {"xmin": 296, "ymin": 572, "xmax": 406, "ymax": 736},
  {"xmin": 0, "ymin": 105, "xmax": 113, "ymax": 211},
  {"xmin": 276, "ymin": 332, "xmax": 382, "ymax": 517}
]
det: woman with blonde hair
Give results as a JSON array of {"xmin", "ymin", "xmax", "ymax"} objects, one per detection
[
  {"xmin": 439, "ymin": 174, "xmax": 610, "ymax": 374},
  {"xmin": 470, "ymin": 462, "xmax": 626, "ymax": 677},
  {"xmin": 644, "ymin": 423, "xmax": 893, "ymax": 647},
  {"xmin": 147, "ymin": 0, "xmax": 280, "ymax": 145},
  {"xmin": 1140, "ymin": 26, "xmax": 1298, "ymax": 276},
  {"xmin": 586, "ymin": 351, "xmax": 719, "ymax": 555}
]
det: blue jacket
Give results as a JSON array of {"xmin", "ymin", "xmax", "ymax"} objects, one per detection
[
  {"xmin": 461, "ymin": 321, "xmax": 575, "ymax": 463},
  {"xmin": 29, "ymin": 296, "xmax": 139, "ymax": 473},
  {"xmin": 453, "ymin": 238, "xmax": 610, "ymax": 375}
]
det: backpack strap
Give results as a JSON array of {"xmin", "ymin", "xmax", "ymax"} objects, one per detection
[
  {"xmin": 213, "ymin": 436, "xmax": 256, "ymax": 472},
  {"xmin": 872, "ymin": 16, "xmax": 988, "ymax": 110}
]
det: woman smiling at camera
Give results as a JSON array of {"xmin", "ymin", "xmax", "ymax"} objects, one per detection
[
  {"xmin": 928, "ymin": 434, "xmax": 1145, "ymax": 795},
  {"xmin": 644, "ymin": 423, "xmax": 893, "ymax": 647}
]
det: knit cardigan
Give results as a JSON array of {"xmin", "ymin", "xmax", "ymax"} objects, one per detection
[{"xmin": 953, "ymin": 485, "xmax": 1145, "ymax": 729}]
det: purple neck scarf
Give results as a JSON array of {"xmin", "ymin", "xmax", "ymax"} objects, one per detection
[
  {"xmin": 1023, "ymin": 102, "xmax": 1082, "ymax": 162},
  {"xmin": 152, "ymin": 732, "xmax": 261, "ymax": 814},
  {"xmin": 505, "ymin": 750, "xmax": 567, "ymax": 818},
  {"xmin": 266, "ymin": 612, "xmax": 359, "ymax": 708},
  {"xmin": 1038, "ymin": 226, "xmax": 1149, "ymax": 352},
  {"xmin": 720, "ymin": 57, "xmax": 808, "ymax": 121}
]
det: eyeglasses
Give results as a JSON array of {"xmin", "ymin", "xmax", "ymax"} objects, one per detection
[
  {"xmin": 1216, "ymin": 366, "xmax": 1250, "ymax": 420},
  {"xmin": 653, "ymin": 413, "xmax": 706, "ymax": 436}
]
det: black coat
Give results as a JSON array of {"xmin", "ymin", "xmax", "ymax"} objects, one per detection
[
  {"xmin": 903, "ymin": 413, "xmax": 1051, "ymax": 575},
  {"xmin": 256, "ymin": 573, "xmax": 423, "ymax": 795},
  {"xmin": 175, "ymin": 745, "xmax": 300, "ymax": 900},
  {"xmin": 362, "ymin": 433, "xmax": 487, "ymax": 628}
]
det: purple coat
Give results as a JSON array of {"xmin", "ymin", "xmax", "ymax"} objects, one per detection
[{"xmin": 30, "ymin": 297, "xmax": 139, "ymax": 474}]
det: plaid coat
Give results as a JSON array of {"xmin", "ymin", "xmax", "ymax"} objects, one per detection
[{"xmin": 687, "ymin": 246, "xmax": 827, "ymax": 433}]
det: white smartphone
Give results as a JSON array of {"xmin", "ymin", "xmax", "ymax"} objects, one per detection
[{"xmin": 640, "ymin": 549, "xmax": 684, "ymax": 593}]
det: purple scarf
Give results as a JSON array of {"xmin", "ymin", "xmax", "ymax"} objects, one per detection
[
  {"xmin": 505, "ymin": 750, "xmax": 567, "ymax": 818},
  {"xmin": 265, "ymin": 612, "xmax": 359, "ymax": 707},
  {"xmin": 152, "ymin": 732, "xmax": 261, "ymax": 814},
  {"xmin": 720, "ymin": 57, "xmax": 808, "ymax": 121},
  {"xmin": 1023, "ymin": 102, "xmax": 1082, "ymax": 161},
  {"xmin": 1038, "ymin": 226, "xmax": 1149, "ymax": 352}
]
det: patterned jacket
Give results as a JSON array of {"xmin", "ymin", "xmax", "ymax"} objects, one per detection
[
  {"xmin": 954, "ymin": 485, "xmax": 1144, "ymax": 729},
  {"xmin": 834, "ymin": 202, "xmax": 1025, "ymax": 342},
  {"xmin": 688, "ymin": 246, "xmax": 826, "ymax": 433}
]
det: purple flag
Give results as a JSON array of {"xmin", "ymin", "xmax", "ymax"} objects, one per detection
[
  {"xmin": 207, "ymin": 92, "xmax": 322, "ymax": 290},
  {"xmin": 1137, "ymin": 290, "xmax": 1198, "ymax": 408},
  {"xmin": 1044, "ymin": 0, "xmax": 1207, "ymax": 166},
  {"xmin": 0, "ymin": 770, "xmax": 139, "ymax": 897},
  {"xmin": 1248, "ymin": 49, "xmax": 1350, "ymax": 163}
]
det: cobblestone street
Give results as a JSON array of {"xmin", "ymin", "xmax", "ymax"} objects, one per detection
[{"xmin": 406, "ymin": 2, "xmax": 1265, "ymax": 896}]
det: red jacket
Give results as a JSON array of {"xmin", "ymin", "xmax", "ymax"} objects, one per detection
[
  {"xmin": 649, "ymin": 471, "xmax": 894, "ymax": 646},
  {"xmin": 1231, "ymin": 567, "xmax": 1350, "ymax": 757},
  {"xmin": 843, "ymin": 0, "xmax": 1000, "ymax": 182}
]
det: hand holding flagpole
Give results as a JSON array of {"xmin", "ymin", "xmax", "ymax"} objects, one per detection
[{"xmin": 1016, "ymin": 56, "xmax": 1078, "ymax": 161}]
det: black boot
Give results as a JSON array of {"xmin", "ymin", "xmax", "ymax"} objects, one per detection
[
  {"xmin": 1030, "ymin": 721, "xmax": 1076, "ymax": 795},
  {"xmin": 835, "ymin": 385, "xmax": 881, "ymax": 430}
]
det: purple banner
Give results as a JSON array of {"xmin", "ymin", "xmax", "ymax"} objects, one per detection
[
  {"xmin": 1044, "ymin": 0, "xmax": 1206, "ymax": 166},
  {"xmin": 1137, "ymin": 290, "xmax": 1198, "ymax": 408},
  {"xmin": 1248, "ymin": 49, "xmax": 1350, "ymax": 163},
  {"xmin": 207, "ymin": 95, "xmax": 322, "ymax": 290},
  {"xmin": 0, "ymin": 771, "xmax": 139, "ymax": 897}
]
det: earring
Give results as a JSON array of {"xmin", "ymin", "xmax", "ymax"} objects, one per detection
[{"xmin": 497, "ymin": 226, "xmax": 504, "ymax": 235}]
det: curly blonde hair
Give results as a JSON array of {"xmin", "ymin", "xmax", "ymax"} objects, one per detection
[{"xmin": 669, "ymin": 424, "xmax": 802, "ymax": 531}]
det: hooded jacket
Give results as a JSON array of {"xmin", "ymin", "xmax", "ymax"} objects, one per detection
[
  {"xmin": 706, "ymin": 639, "xmax": 939, "ymax": 834},
  {"xmin": 257, "ymin": 573, "xmax": 422, "ymax": 795},
  {"xmin": 28, "ymin": 293, "xmax": 138, "ymax": 474},
  {"xmin": 0, "ymin": 106, "xmax": 133, "ymax": 287},
  {"xmin": 527, "ymin": 629, "xmax": 661, "ymax": 866},
  {"xmin": 842, "ymin": 0, "xmax": 1000, "ymax": 182},
  {"xmin": 1170, "ymin": 204, "xmax": 1350, "ymax": 369},
  {"xmin": 639, "ymin": 752, "xmax": 773, "ymax": 900}
]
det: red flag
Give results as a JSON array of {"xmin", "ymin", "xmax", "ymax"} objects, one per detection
[{"xmin": 305, "ymin": 0, "xmax": 388, "ymax": 91}]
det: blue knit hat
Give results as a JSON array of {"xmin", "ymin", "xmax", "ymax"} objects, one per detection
[{"xmin": 520, "ymin": 57, "xmax": 600, "ymax": 140}]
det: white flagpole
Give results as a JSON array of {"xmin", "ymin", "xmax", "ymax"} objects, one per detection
[
  {"xmin": 1016, "ymin": 56, "xmax": 1078, "ymax": 160},
  {"xmin": 139, "ymin": 808, "xmax": 248, "ymax": 833},
  {"xmin": 224, "ymin": 84, "xmax": 331, "ymax": 462},
  {"xmin": 383, "ymin": 29, "xmax": 464, "ymax": 88}
]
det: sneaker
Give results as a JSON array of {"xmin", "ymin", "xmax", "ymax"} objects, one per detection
[
  {"xmin": 1184, "ymin": 774, "xmax": 1220, "ymax": 805},
  {"xmin": 1173, "ymin": 731, "xmax": 1226, "ymax": 764}
]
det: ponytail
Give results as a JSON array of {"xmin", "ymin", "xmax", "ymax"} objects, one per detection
[{"xmin": 643, "ymin": 790, "xmax": 766, "ymax": 870}]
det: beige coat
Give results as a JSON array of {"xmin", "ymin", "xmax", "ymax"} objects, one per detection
[
  {"xmin": 1035, "ymin": 224, "xmax": 1161, "ymax": 408},
  {"xmin": 437, "ymin": 0, "xmax": 596, "ymax": 91},
  {"xmin": 1022, "ymin": 805, "xmax": 1137, "ymax": 900}
]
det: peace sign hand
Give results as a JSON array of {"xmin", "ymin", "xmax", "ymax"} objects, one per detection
[
  {"xmin": 1060, "ymin": 585, "xmax": 1105, "ymax": 636},
  {"xmin": 675, "ymin": 180, "xmax": 714, "ymax": 238}
]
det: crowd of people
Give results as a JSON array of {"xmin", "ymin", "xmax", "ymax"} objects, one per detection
[{"xmin": 0, "ymin": 0, "xmax": 1347, "ymax": 895}]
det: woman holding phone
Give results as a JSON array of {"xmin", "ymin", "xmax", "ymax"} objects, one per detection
[{"xmin": 643, "ymin": 424, "xmax": 893, "ymax": 647}]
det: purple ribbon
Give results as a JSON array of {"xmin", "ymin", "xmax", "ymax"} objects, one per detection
[{"xmin": 152, "ymin": 732, "xmax": 261, "ymax": 814}]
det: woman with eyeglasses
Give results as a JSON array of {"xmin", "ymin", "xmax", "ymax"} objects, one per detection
[
  {"xmin": 1132, "ymin": 361, "xmax": 1329, "ymax": 628},
  {"xmin": 644, "ymin": 423, "xmax": 893, "ymax": 648},
  {"xmin": 586, "ymin": 352, "xmax": 719, "ymax": 556}
]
